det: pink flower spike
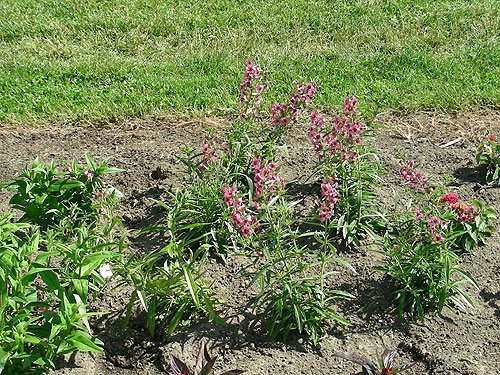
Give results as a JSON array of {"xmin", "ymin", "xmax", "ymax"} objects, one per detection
[
  {"xmin": 433, "ymin": 233, "xmax": 444, "ymax": 243},
  {"xmin": 414, "ymin": 207, "xmax": 423, "ymax": 220},
  {"xmin": 488, "ymin": 134, "xmax": 496, "ymax": 141},
  {"xmin": 84, "ymin": 169, "xmax": 94, "ymax": 181}
]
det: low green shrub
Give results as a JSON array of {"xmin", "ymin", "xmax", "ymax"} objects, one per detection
[
  {"xmin": 375, "ymin": 159, "xmax": 496, "ymax": 319},
  {"xmin": 0, "ymin": 215, "xmax": 105, "ymax": 374}
]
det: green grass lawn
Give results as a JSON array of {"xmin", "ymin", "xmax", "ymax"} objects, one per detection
[{"xmin": 1, "ymin": 0, "xmax": 499, "ymax": 125}]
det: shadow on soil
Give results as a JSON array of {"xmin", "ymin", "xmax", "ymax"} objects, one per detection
[
  {"xmin": 452, "ymin": 165, "xmax": 486, "ymax": 185},
  {"xmin": 480, "ymin": 290, "xmax": 500, "ymax": 318}
]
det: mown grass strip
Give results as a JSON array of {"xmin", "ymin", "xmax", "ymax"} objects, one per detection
[{"xmin": 1, "ymin": 0, "xmax": 499, "ymax": 124}]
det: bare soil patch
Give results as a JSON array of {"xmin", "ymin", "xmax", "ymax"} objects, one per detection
[{"xmin": 1, "ymin": 112, "xmax": 499, "ymax": 375}]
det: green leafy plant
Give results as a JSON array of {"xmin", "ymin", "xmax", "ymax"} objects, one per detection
[
  {"xmin": 376, "ymin": 228, "xmax": 476, "ymax": 319},
  {"xmin": 308, "ymin": 98, "xmax": 384, "ymax": 245},
  {"xmin": 42, "ymin": 225, "xmax": 125, "ymax": 304},
  {"xmin": 0, "ymin": 155, "xmax": 123, "ymax": 233},
  {"xmin": 165, "ymin": 60, "xmax": 316, "ymax": 259},
  {"xmin": 0, "ymin": 155, "xmax": 126, "ymax": 374},
  {"xmin": 228, "ymin": 177, "xmax": 353, "ymax": 344},
  {"xmin": 164, "ymin": 170, "xmax": 234, "ymax": 260},
  {"xmin": 117, "ymin": 203, "xmax": 224, "ymax": 339},
  {"xmin": 376, "ymin": 159, "xmax": 496, "ymax": 319},
  {"xmin": 0, "ymin": 215, "xmax": 104, "ymax": 374},
  {"xmin": 333, "ymin": 349, "xmax": 416, "ymax": 375},
  {"xmin": 169, "ymin": 341, "xmax": 244, "ymax": 375},
  {"xmin": 158, "ymin": 61, "xmax": 355, "ymax": 344},
  {"xmin": 476, "ymin": 134, "xmax": 500, "ymax": 185}
]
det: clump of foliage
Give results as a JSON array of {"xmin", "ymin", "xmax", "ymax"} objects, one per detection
[
  {"xmin": 0, "ymin": 217, "xmax": 109, "ymax": 373},
  {"xmin": 333, "ymin": 348, "xmax": 416, "ymax": 375},
  {"xmin": 0, "ymin": 156, "xmax": 125, "ymax": 374},
  {"xmin": 161, "ymin": 60, "xmax": 356, "ymax": 343},
  {"xmin": 169, "ymin": 341, "xmax": 244, "ymax": 375},
  {"xmin": 116, "ymin": 200, "xmax": 224, "ymax": 339},
  {"xmin": 0, "ymin": 155, "xmax": 123, "ymax": 235},
  {"xmin": 476, "ymin": 133, "xmax": 500, "ymax": 185},
  {"xmin": 236, "ymin": 175, "xmax": 354, "ymax": 344},
  {"xmin": 376, "ymin": 159, "xmax": 497, "ymax": 319},
  {"xmin": 309, "ymin": 97, "xmax": 384, "ymax": 245}
]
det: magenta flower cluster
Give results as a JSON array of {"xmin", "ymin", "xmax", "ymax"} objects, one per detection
[
  {"xmin": 435, "ymin": 193, "xmax": 477, "ymax": 223},
  {"xmin": 222, "ymin": 184, "xmax": 259, "ymax": 238},
  {"xmin": 84, "ymin": 169, "xmax": 94, "ymax": 181},
  {"xmin": 251, "ymin": 157, "xmax": 285, "ymax": 208},
  {"xmin": 450, "ymin": 202, "xmax": 477, "ymax": 223},
  {"xmin": 201, "ymin": 139, "xmax": 216, "ymax": 171},
  {"xmin": 435, "ymin": 193, "xmax": 459, "ymax": 204},
  {"xmin": 238, "ymin": 59, "xmax": 267, "ymax": 121},
  {"xmin": 414, "ymin": 208, "xmax": 446, "ymax": 243},
  {"xmin": 399, "ymin": 160, "xmax": 428, "ymax": 192},
  {"xmin": 427, "ymin": 216, "xmax": 446, "ymax": 243},
  {"xmin": 271, "ymin": 81, "xmax": 316, "ymax": 129},
  {"xmin": 309, "ymin": 96, "xmax": 365, "ymax": 161},
  {"xmin": 316, "ymin": 176, "xmax": 339, "ymax": 222}
]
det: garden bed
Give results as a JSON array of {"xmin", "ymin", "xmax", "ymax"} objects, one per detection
[{"xmin": 0, "ymin": 112, "xmax": 499, "ymax": 375}]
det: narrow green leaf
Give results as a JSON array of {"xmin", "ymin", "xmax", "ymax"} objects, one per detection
[
  {"xmin": 183, "ymin": 265, "xmax": 201, "ymax": 308},
  {"xmin": 147, "ymin": 297, "xmax": 157, "ymax": 338},
  {"xmin": 0, "ymin": 347, "xmax": 9, "ymax": 373},
  {"xmin": 166, "ymin": 303, "xmax": 187, "ymax": 338},
  {"xmin": 65, "ymin": 330, "xmax": 103, "ymax": 353},
  {"xmin": 123, "ymin": 290, "xmax": 137, "ymax": 330}
]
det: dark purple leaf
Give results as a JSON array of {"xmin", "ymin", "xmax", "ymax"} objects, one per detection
[
  {"xmin": 198, "ymin": 356, "xmax": 217, "ymax": 375},
  {"xmin": 395, "ymin": 361, "xmax": 417, "ymax": 373},
  {"xmin": 381, "ymin": 349, "xmax": 397, "ymax": 369},
  {"xmin": 333, "ymin": 352, "xmax": 378, "ymax": 374},
  {"xmin": 195, "ymin": 342, "xmax": 212, "ymax": 375},
  {"xmin": 170, "ymin": 355, "xmax": 191, "ymax": 375},
  {"xmin": 220, "ymin": 370, "xmax": 245, "ymax": 375}
]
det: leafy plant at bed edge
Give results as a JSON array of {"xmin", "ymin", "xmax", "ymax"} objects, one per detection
[
  {"xmin": 0, "ymin": 155, "xmax": 124, "ymax": 236},
  {"xmin": 0, "ymin": 156, "xmax": 127, "ymax": 373},
  {"xmin": 0, "ymin": 215, "xmax": 106, "ymax": 374},
  {"xmin": 476, "ymin": 133, "xmax": 500, "ymax": 185},
  {"xmin": 375, "ymin": 159, "xmax": 496, "ymax": 319}
]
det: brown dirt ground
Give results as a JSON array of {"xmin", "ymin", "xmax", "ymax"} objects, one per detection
[{"xmin": 1, "ymin": 112, "xmax": 499, "ymax": 375}]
